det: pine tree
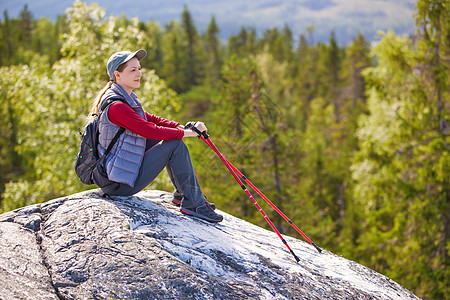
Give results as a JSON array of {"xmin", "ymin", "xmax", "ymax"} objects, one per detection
[
  {"xmin": 181, "ymin": 5, "xmax": 205, "ymax": 88},
  {"xmin": 260, "ymin": 25, "xmax": 294, "ymax": 63},
  {"xmin": 228, "ymin": 26, "xmax": 256, "ymax": 57},
  {"xmin": 326, "ymin": 31, "xmax": 342, "ymax": 121},
  {"xmin": 203, "ymin": 16, "xmax": 222, "ymax": 87},
  {"xmin": 19, "ymin": 5, "xmax": 32, "ymax": 44},
  {"xmin": 1, "ymin": 11, "xmax": 13, "ymax": 65},
  {"xmin": 161, "ymin": 21, "xmax": 189, "ymax": 93},
  {"xmin": 346, "ymin": 32, "xmax": 371, "ymax": 109},
  {"xmin": 293, "ymin": 32, "xmax": 319, "ymax": 131}
]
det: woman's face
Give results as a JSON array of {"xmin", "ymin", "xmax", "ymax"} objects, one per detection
[{"xmin": 114, "ymin": 57, "xmax": 142, "ymax": 94}]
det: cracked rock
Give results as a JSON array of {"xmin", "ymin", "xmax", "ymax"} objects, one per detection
[
  {"xmin": 0, "ymin": 222, "xmax": 57, "ymax": 300},
  {"xmin": 0, "ymin": 190, "xmax": 420, "ymax": 300}
]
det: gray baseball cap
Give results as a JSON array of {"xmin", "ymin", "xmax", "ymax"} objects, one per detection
[{"xmin": 107, "ymin": 49, "xmax": 147, "ymax": 80}]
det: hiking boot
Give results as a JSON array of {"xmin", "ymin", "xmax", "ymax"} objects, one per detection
[
  {"xmin": 181, "ymin": 204, "xmax": 223, "ymax": 223},
  {"xmin": 172, "ymin": 195, "xmax": 216, "ymax": 210},
  {"xmin": 171, "ymin": 195, "xmax": 183, "ymax": 206}
]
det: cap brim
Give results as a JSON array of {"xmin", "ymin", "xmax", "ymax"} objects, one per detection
[
  {"xmin": 124, "ymin": 49, "xmax": 147, "ymax": 64},
  {"xmin": 134, "ymin": 49, "xmax": 147, "ymax": 60}
]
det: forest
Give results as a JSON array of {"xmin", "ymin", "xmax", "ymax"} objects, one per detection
[{"xmin": 0, "ymin": 1, "xmax": 448, "ymax": 299}]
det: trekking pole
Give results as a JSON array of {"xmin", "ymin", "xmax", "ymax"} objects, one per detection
[
  {"xmin": 206, "ymin": 137, "xmax": 301, "ymax": 262},
  {"xmin": 186, "ymin": 122, "xmax": 322, "ymax": 254},
  {"xmin": 186, "ymin": 123, "xmax": 300, "ymax": 262},
  {"xmin": 216, "ymin": 157, "xmax": 322, "ymax": 253}
]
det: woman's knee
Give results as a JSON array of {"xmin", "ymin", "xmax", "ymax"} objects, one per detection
[{"xmin": 167, "ymin": 139, "xmax": 188, "ymax": 152}]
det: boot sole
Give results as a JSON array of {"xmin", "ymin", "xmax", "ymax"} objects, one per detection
[
  {"xmin": 180, "ymin": 207, "xmax": 223, "ymax": 223},
  {"xmin": 172, "ymin": 199, "xmax": 216, "ymax": 210}
]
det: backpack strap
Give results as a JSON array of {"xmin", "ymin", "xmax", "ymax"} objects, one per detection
[
  {"xmin": 99, "ymin": 97, "xmax": 126, "ymax": 112},
  {"xmin": 103, "ymin": 127, "xmax": 125, "ymax": 157},
  {"xmin": 99, "ymin": 97, "xmax": 128, "ymax": 157}
]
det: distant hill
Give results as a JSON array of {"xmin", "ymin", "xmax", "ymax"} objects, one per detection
[{"xmin": 1, "ymin": 0, "xmax": 417, "ymax": 44}]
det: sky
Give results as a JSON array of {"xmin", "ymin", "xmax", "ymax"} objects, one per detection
[{"xmin": 0, "ymin": 0, "xmax": 417, "ymax": 44}]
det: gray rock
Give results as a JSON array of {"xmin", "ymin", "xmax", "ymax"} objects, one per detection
[
  {"xmin": 0, "ymin": 190, "xmax": 420, "ymax": 300},
  {"xmin": 0, "ymin": 222, "xmax": 57, "ymax": 300}
]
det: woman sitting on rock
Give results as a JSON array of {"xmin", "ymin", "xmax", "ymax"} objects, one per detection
[{"xmin": 89, "ymin": 49, "xmax": 222, "ymax": 223}]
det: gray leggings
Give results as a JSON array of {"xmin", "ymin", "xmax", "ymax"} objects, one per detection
[{"xmin": 101, "ymin": 139, "xmax": 206, "ymax": 208}]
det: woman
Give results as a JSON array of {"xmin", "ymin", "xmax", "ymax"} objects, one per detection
[{"xmin": 90, "ymin": 49, "xmax": 222, "ymax": 223}]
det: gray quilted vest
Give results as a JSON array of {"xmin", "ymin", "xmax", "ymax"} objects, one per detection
[{"xmin": 97, "ymin": 83, "xmax": 147, "ymax": 187}]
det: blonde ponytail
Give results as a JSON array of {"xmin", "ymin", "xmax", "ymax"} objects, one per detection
[{"xmin": 88, "ymin": 81, "xmax": 113, "ymax": 121}]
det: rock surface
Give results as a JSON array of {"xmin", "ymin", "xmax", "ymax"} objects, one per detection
[{"xmin": 0, "ymin": 190, "xmax": 420, "ymax": 300}]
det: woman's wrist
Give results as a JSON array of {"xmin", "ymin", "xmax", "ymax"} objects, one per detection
[{"xmin": 183, "ymin": 129, "xmax": 198, "ymax": 138}]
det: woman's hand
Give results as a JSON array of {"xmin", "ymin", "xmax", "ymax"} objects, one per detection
[
  {"xmin": 194, "ymin": 122, "xmax": 207, "ymax": 133},
  {"xmin": 183, "ymin": 121, "xmax": 207, "ymax": 138}
]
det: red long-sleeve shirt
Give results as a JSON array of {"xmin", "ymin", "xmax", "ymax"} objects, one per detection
[{"xmin": 108, "ymin": 102, "xmax": 184, "ymax": 140}]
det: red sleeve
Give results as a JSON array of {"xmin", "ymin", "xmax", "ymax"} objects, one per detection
[
  {"xmin": 145, "ymin": 111, "xmax": 180, "ymax": 128},
  {"xmin": 107, "ymin": 102, "xmax": 184, "ymax": 140}
]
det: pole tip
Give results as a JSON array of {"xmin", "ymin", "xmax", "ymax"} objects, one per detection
[
  {"xmin": 312, "ymin": 243, "xmax": 322, "ymax": 253},
  {"xmin": 290, "ymin": 250, "xmax": 300, "ymax": 262}
]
